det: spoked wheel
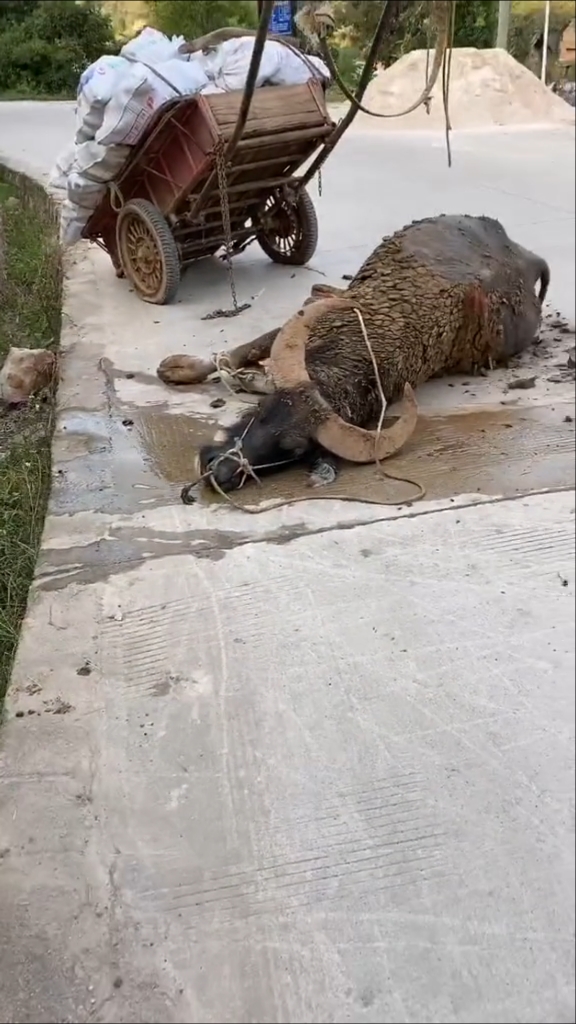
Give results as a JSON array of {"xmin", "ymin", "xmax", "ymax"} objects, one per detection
[
  {"xmin": 116, "ymin": 199, "xmax": 181, "ymax": 304},
  {"xmin": 256, "ymin": 187, "xmax": 318, "ymax": 266}
]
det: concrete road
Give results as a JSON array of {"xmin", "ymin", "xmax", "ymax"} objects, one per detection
[{"xmin": 0, "ymin": 102, "xmax": 574, "ymax": 1024}]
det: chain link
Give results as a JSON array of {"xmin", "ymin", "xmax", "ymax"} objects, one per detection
[
  {"xmin": 202, "ymin": 141, "xmax": 251, "ymax": 320},
  {"xmin": 215, "ymin": 140, "xmax": 237, "ymax": 308},
  {"xmin": 317, "ymin": 166, "xmax": 322, "ymax": 198}
]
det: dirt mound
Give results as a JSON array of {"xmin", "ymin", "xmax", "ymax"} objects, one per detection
[{"xmin": 359, "ymin": 48, "xmax": 576, "ymax": 131}]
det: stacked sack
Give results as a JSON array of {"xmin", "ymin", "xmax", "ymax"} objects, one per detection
[
  {"xmin": 199, "ymin": 36, "xmax": 330, "ymax": 94},
  {"xmin": 49, "ymin": 27, "xmax": 330, "ymax": 248},
  {"xmin": 51, "ymin": 28, "xmax": 207, "ymax": 246}
]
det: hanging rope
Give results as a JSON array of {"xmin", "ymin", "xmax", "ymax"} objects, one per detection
[
  {"xmin": 300, "ymin": 0, "xmax": 454, "ymax": 189},
  {"xmin": 441, "ymin": 0, "xmax": 456, "ymax": 167},
  {"xmin": 318, "ymin": 1, "xmax": 454, "ymax": 122}
]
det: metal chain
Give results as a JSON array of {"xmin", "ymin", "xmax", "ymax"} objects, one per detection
[
  {"xmin": 202, "ymin": 141, "xmax": 251, "ymax": 320},
  {"xmin": 317, "ymin": 166, "xmax": 323, "ymax": 198},
  {"xmin": 216, "ymin": 140, "xmax": 238, "ymax": 309}
]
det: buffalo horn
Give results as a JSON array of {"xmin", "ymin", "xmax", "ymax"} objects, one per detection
[{"xmin": 268, "ymin": 298, "xmax": 418, "ymax": 463}]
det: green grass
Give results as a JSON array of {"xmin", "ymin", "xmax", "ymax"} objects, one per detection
[
  {"xmin": 0, "ymin": 91, "xmax": 74, "ymax": 102},
  {"xmin": 0, "ymin": 171, "xmax": 62, "ymax": 702}
]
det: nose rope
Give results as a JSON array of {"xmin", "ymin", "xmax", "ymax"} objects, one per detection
[
  {"xmin": 181, "ymin": 418, "xmax": 299, "ymax": 505},
  {"xmin": 181, "ymin": 418, "xmax": 256, "ymax": 504}
]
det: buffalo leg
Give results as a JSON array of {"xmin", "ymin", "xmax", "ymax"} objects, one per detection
[
  {"xmin": 226, "ymin": 327, "xmax": 281, "ymax": 371},
  {"xmin": 158, "ymin": 326, "xmax": 280, "ymax": 387}
]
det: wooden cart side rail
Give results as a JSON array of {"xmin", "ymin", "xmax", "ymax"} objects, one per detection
[
  {"xmin": 192, "ymin": 123, "xmax": 331, "ymax": 203},
  {"xmin": 163, "ymin": 127, "xmax": 330, "ymax": 218},
  {"xmin": 184, "ymin": 82, "xmax": 332, "ymax": 222},
  {"xmin": 113, "ymin": 97, "xmax": 184, "ymax": 187},
  {"xmin": 105, "ymin": 96, "xmax": 333, "ymax": 222}
]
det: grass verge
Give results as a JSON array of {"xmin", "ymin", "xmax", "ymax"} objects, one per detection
[
  {"xmin": 0, "ymin": 169, "xmax": 62, "ymax": 703},
  {"xmin": 0, "ymin": 92, "xmax": 74, "ymax": 102}
]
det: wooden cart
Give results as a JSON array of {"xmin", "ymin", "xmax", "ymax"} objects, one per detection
[{"xmin": 82, "ymin": 80, "xmax": 334, "ymax": 305}]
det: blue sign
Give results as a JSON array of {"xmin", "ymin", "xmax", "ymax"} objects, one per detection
[{"xmin": 270, "ymin": 0, "xmax": 294, "ymax": 35}]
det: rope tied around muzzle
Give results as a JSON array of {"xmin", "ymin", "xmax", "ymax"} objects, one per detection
[
  {"xmin": 181, "ymin": 307, "xmax": 427, "ymax": 513},
  {"xmin": 181, "ymin": 417, "xmax": 300, "ymax": 506},
  {"xmin": 181, "ymin": 418, "xmax": 256, "ymax": 504}
]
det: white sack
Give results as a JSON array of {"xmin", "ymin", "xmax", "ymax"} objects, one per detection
[
  {"xmin": 75, "ymin": 95, "xmax": 105, "ymax": 145},
  {"xmin": 60, "ymin": 199, "xmax": 91, "ymax": 247},
  {"xmin": 95, "ymin": 59, "xmax": 209, "ymax": 147},
  {"xmin": 48, "ymin": 142, "xmax": 77, "ymax": 190},
  {"xmin": 66, "ymin": 173, "xmax": 106, "ymax": 212},
  {"xmin": 120, "ymin": 26, "xmax": 187, "ymax": 65},
  {"xmin": 200, "ymin": 83, "xmax": 226, "ymax": 95},
  {"xmin": 146, "ymin": 56, "xmax": 210, "ymax": 95},
  {"xmin": 202, "ymin": 38, "xmax": 329, "ymax": 93},
  {"xmin": 203, "ymin": 38, "xmax": 282, "ymax": 92},
  {"xmin": 78, "ymin": 54, "xmax": 127, "ymax": 106},
  {"xmin": 76, "ymin": 55, "xmax": 128, "ymax": 142},
  {"xmin": 72, "ymin": 141, "xmax": 130, "ymax": 182},
  {"xmin": 66, "ymin": 141, "xmax": 131, "ymax": 222},
  {"xmin": 269, "ymin": 49, "xmax": 330, "ymax": 86}
]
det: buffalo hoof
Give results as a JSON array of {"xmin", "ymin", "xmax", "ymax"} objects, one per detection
[
  {"xmin": 157, "ymin": 354, "xmax": 214, "ymax": 386},
  {"xmin": 308, "ymin": 458, "xmax": 338, "ymax": 488}
]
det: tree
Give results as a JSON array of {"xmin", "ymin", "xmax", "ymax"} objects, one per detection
[
  {"xmin": 0, "ymin": 0, "xmax": 117, "ymax": 96},
  {"xmin": 99, "ymin": 1, "xmax": 148, "ymax": 39},
  {"xmin": 453, "ymin": 1, "xmax": 498, "ymax": 48},
  {"xmin": 509, "ymin": 1, "xmax": 574, "ymax": 66},
  {"xmin": 0, "ymin": 1, "xmax": 39, "ymax": 25},
  {"xmin": 146, "ymin": 0, "xmax": 258, "ymax": 41},
  {"xmin": 30, "ymin": 1, "xmax": 116, "ymax": 57},
  {"xmin": 336, "ymin": 1, "xmax": 499, "ymax": 62}
]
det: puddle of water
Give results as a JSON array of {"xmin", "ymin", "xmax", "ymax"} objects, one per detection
[
  {"xmin": 53, "ymin": 408, "xmax": 179, "ymax": 515},
  {"xmin": 373, "ymin": 403, "xmax": 576, "ymax": 502},
  {"xmin": 160, "ymin": 403, "xmax": 576, "ymax": 510},
  {"xmin": 135, "ymin": 409, "xmax": 214, "ymax": 483},
  {"xmin": 41, "ymin": 400, "xmax": 575, "ymax": 589},
  {"xmin": 54, "ymin": 397, "xmax": 575, "ymax": 519},
  {"xmin": 81, "ymin": 311, "xmax": 573, "ymax": 516}
]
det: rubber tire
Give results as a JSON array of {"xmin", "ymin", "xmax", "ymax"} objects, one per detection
[
  {"xmin": 117, "ymin": 198, "xmax": 181, "ymax": 305},
  {"xmin": 256, "ymin": 188, "xmax": 318, "ymax": 267}
]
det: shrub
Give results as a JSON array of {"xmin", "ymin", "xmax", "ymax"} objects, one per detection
[
  {"xmin": 0, "ymin": 0, "xmax": 116, "ymax": 97},
  {"xmin": 146, "ymin": 0, "xmax": 257, "ymax": 41},
  {"xmin": 509, "ymin": 3, "xmax": 573, "ymax": 65}
]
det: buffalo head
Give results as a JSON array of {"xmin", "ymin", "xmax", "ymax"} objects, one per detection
[
  {"xmin": 200, "ymin": 297, "xmax": 419, "ymax": 492},
  {"xmin": 199, "ymin": 388, "xmax": 317, "ymax": 493}
]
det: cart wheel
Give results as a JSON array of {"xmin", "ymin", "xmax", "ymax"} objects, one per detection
[
  {"xmin": 116, "ymin": 199, "xmax": 181, "ymax": 304},
  {"xmin": 256, "ymin": 188, "xmax": 318, "ymax": 266}
]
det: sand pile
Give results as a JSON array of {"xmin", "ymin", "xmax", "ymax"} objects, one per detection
[{"xmin": 358, "ymin": 47, "xmax": 576, "ymax": 131}]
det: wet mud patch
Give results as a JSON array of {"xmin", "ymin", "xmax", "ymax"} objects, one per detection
[
  {"xmin": 51, "ymin": 406, "xmax": 220, "ymax": 516},
  {"xmin": 179, "ymin": 403, "xmax": 575, "ymax": 512},
  {"xmin": 54, "ymin": 310, "xmax": 575, "ymax": 520},
  {"xmin": 36, "ymin": 401, "xmax": 575, "ymax": 593},
  {"xmin": 135, "ymin": 408, "xmax": 215, "ymax": 483},
  {"xmin": 522, "ymin": 310, "xmax": 575, "ymax": 385},
  {"xmin": 380, "ymin": 402, "xmax": 575, "ymax": 502}
]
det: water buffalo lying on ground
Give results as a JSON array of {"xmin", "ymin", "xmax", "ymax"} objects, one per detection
[{"xmin": 158, "ymin": 214, "xmax": 550, "ymax": 492}]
